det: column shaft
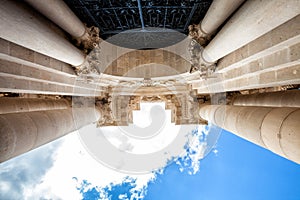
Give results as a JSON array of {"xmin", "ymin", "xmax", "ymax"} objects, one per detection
[
  {"xmin": 199, "ymin": 105, "xmax": 300, "ymax": 164},
  {"xmin": 25, "ymin": 0, "xmax": 86, "ymax": 38},
  {"xmin": 233, "ymin": 90, "xmax": 300, "ymax": 108},
  {"xmin": 0, "ymin": 107, "xmax": 100, "ymax": 162},
  {"xmin": 0, "ymin": 1, "xmax": 85, "ymax": 66},
  {"xmin": 202, "ymin": 0, "xmax": 300, "ymax": 63},
  {"xmin": 0, "ymin": 98, "xmax": 70, "ymax": 114},
  {"xmin": 200, "ymin": 0, "xmax": 245, "ymax": 35}
]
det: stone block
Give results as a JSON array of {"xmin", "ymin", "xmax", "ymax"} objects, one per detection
[
  {"xmin": 270, "ymin": 15, "xmax": 300, "ymax": 45},
  {"xmin": 9, "ymin": 42, "xmax": 34, "ymax": 62},
  {"xmin": 248, "ymin": 34, "xmax": 272, "ymax": 56},
  {"xmin": 49, "ymin": 58, "xmax": 62, "ymax": 71},
  {"xmin": 13, "ymin": 77, "xmax": 29, "ymax": 90},
  {"xmin": 40, "ymin": 70, "xmax": 52, "ymax": 81},
  {"xmin": 61, "ymin": 63, "xmax": 75, "ymax": 75},
  {"xmin": 21, "ymin": 65, "xmax": 41, "ymax": 78},
  {"xmin": 262, "ymin": 49, "xmax": 289, "ymax": 70},
  {"xmin": 247, "ymin": 76, "xmax": 259, "ymax": 86},
  {"xmin": 218, "ymin": 16, "xmax": 300, "ymax": 73},
  {"xmin": 224, "ymin": 68, "xmax": 240, "ymax": 79},
  {"xmin": 289, "ymin": 43, "xmax": 300, "ymax": 61},
  {"xmin": 276, "ymin": 64, "xmax": 300, "ymax": 82},
  {"xmin": 0, "ymin": 38, "xmax": 9, "ymax": 54},
  {"xmin": 0, "ymin": 59, "xmax": 22, "ymax": 75},
  {"xmin": 234, "ymin": 45, "xmax": 249, "ymax": 62},
  {"xmin": 259, "ymin": 71, "xmax": 276, "ymax": 84},
  {"xmin": 29, "ymin": 81, "xmax": 43, "ymax": 91},
  {"xmin": 112, "ymin": 66, "xmax": 118, "ymax": 74},
  {"xmin": 47, "ymin": 83, "xmax": 57, "ymax": 92},
  {"xmin": 218, "ymin": 53, "xmax": 236, "ymax": 71},
  {"xmin": 248, "ymin": 61, "xmax": 260, "ymax": 73},
  {"xmin": 34, "ymin": 52, "xmax": 50, "ymax": 67}
]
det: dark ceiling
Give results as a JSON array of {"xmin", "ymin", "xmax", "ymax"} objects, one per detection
[{"xmin": 64, "ymin": 0, "xmax": 212, "ymax": 39}]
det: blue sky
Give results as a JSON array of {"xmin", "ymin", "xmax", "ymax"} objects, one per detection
[
  {"xmin": 1, "ymin": 124, "xmax": 300, "ymax": 200},
  {"xmin": 74, "ymin": 127, "xmax": 300, "ymax": 200},
  {"xmin": 144, "ymin": 129, "xmax": 300, "ymax": 200}
]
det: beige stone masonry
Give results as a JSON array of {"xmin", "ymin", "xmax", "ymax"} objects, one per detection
[
  {"xmin": 217, "ymin": 15, "xmax": 300, "ymax": 73},
  {"xmin": 233, "ymin": 90, "xmax": 300, "ymax": 108},
  {"xmin": 0, "ymin": 58, "xmax": 105, "ymax": 96},
  {"xmin": 0, "ymin": 1, "xmax": 85, "ymax": 66},
  {"xmin": 193, "ymin": 18, "xmax": 300, "ymax": 93},
  {"xmin": 202, "ymin": 0, "xmax": 300, "ymax": 63},
  {"xmin": 0, "ymin": 75, "xmax": 103, "ymax": 96},
  {"xmin": 104, "ymin": 49, "xmax": 190, "ymax": 78},
  {"xmin": 0, "ymin": 38, "xmax": 76, "ymax": 76}
]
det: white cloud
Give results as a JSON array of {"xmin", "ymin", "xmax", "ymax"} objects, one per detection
[
  {"xmin": 0, "ymin": 103, "xmax": 220, "ymax": 200},
  {"xmin": 213, "ymin": 149, "xmax": 218, "ymax": 155},
  {"xmin": 78, "ymin": 103, "xmax": 198, "ymax": 174},
  {"xmin": 0, "ymin": 137, "xmax": 62, "ymax": 200},
  {"xmin": 31, "ymin": 130, "xmax": 156, "ymax": 199}
]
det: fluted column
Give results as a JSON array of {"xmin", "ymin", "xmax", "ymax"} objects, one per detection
[
  {"xmin": 0, "ymin": 107, "xmax": 100, "ymax": 162},
  {"xmin": 233, "ymin": 90, "xmax": 300, "ymax": 108},
  {"xmin": 200, "ymin": 0, "xmax": 244, "ymax": 35},
  {"xmin": 202, "ymin": 0, "xmax": 300, "ymax": 63},
  {"xmin": 199, "ymin": 105, "xmax": 300, "ymax": 164},
  {"xmin": 0, "ymin": 1, "xmax": 85, "ymax": 66},
  {"xmin": 25, "ymin": 0, "xmax": 87, "ymax": 39}
]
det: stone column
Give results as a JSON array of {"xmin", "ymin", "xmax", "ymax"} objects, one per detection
[
  {"xmin": 0, "ymin": 107, "xmax": 100, "ymax": 162},
  {"xmin": 200, "ymin": 0, "xmax": 245, "ymax": 35},
  {"xmin": 202, "ymin": 0, "xmax": 300, "ymax": 63},
  {"xmin": 0, "ymin": 98, "xmax": 70, "ymax": 114},
  {"xmin": 199, "ymin": 105, "xmax": 300, "ymax": 164},
  {"xmin": 0, "ymin": 1, "xmax": 85, "ymax": 66},
  {"xmin": 25, "ymin": 0, "xmax": 87, "ymax": 39},
  {"xmin": 233, "ymin": 90, "xmax": 300, "ymax": 108}
]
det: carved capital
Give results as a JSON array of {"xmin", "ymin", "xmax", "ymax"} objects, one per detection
[
  {"xmin": 188, "ymin": 39, "xmax": 216, "ymax": 78},
  {"xmin": 76, "ymin": 26, "xmax": 101, "ymax": 53},
  {"xmin": 188, "ymin": 24, "xmax": 210, "ymax": 46},
  {"xmin": 75, "ymin": 44, "xmax": 101, "ymax": 76}
]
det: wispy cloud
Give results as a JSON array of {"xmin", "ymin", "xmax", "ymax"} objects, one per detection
[
  {"xmin": 0, "ymin": 122, "xmax": 220, "ymax": 200},
  {"xmin": 0, "ymin": 137, "xmax": 63, "ymax": 200},
  {"xmin": 74, "ymin": 176, "xmax": 150, "ymax": 200},
  {"xmin": 175, "ymin": 124, "xmax": 221, "ymax": 175},
  {"xmin": 32, "ymin": 130, "xmax": 156, "ymax": 199}
]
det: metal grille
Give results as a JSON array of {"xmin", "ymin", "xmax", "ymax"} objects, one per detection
[{"xmin": 64, "ymin": 0, "xmax": 212, "ymax": 39}]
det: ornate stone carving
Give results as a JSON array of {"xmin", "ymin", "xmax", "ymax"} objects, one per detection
[
  {"xmin": 75, "ymin": 44, "xmax": 101, "ymax": 76},
  {"xmin": 76, "ymin": 26, "xmax": 101, "ymax": 53},
  {"xmin": 119, "ymin": 81, "xmax": 140, "ymax": 87},
  {"xmin": 141, "ymin": 96, "xmax": 162, "ymax": 102},
  {"xmin": 188, "ymin": 39, "xmax": 216, "ymax": 78},
  {"xmin": 94, "ymin": 89, "xmax": 210, "ymax": 126},
  {"xmin": 142, "ymin": 78, "xmax": 153, "ymax": 87},
  {"xmin": 188, "ymin": 24, "xmax": 207, "ymax": 46},
  {"xmin": 96, "ymin": 96, "xmax": 115, "ymax": 127}
]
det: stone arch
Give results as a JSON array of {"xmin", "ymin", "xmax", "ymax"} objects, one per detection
[{"xmin": 103, "ymin": 49, "xmax": 190, "ymax": 78}]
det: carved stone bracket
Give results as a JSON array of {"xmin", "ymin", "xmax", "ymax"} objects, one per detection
[
  {"xmin": 188, "ymin": 24, "xmax": 211, "ymax": 46},
  {"xmin": 75, "ymin": 26, "xmax": 101, "ymax": 53},
  {"xmin": 75, "ymin": 43, "xmax": 101, "ymax": 76},
  {"xmin": 188, "ymin": 38, "xmax": 216, "ymax": 78},
  {"xmin": 73, "ymin": 26, "xmax": 102, "ymax": 77},
  {"xmin": 96, "ymin": 95, "xmax": 115, "ymax": 127}
]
